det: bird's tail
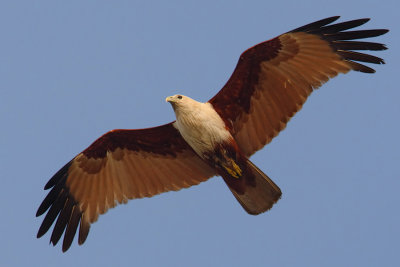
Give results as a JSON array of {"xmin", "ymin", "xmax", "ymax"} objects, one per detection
[{"xmin": 222, "ymin": 159, "xmax": 281, "ymax": 215}]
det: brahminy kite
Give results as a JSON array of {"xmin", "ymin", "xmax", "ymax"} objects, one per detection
[{"xmin": 36, "ymin": 16, "xmax": 388, "ymax": 252}]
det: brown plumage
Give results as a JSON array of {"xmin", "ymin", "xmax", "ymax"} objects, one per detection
[{"xmin": 37, "ymin": 16, "xmax": 388, "ymax": 252}]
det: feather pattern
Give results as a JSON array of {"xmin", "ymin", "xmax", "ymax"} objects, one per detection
[
  {"xmin": 209, "ymin": 16, "xmax": 387, "ymax": 156},
  {"xmin": 36, "ymin": 123, "xmax": 215, "ymax": 252}
]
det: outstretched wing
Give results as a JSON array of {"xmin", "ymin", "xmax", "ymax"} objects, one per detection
[
  {"xmin": 209, "ymin": 16, "xmax": 388, "ymax": 157},
  {"xmin": 36, "ymin": 123, "xmax": 215, "ymax": 252}
]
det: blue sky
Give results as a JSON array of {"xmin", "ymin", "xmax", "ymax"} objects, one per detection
[{"xmin": 1, "ymin": 1, "xmax": 398, "ymax": 266}]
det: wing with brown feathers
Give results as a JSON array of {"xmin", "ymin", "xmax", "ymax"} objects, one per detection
[
  {"xmin": 36, "ymin": 123, "xmax": 216, "ymax": 252},
  {"xmin": 209, "ymin": 16, "xmax": 388, "ymax": 157}
]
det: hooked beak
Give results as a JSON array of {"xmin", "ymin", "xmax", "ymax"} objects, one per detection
[{"xmin": 165, "ymin": 96, "xmax": 173, "ymax": 103}]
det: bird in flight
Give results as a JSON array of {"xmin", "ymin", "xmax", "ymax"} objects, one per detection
[{"xmin": 36, "ymin": 16, "xmax": 388, "ymax": 252}]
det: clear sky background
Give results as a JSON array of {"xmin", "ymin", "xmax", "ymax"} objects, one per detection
[{"xmin": 1, "ymin": 1, "xmax": 398, "ymax": 266}]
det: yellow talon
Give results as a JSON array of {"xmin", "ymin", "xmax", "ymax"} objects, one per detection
[
  {"xmin": 232, "ymin": 161, "xmax": 242, "ymax": 177},
  {"xmin": 225, "ymin": 167, "xmax": 239, "ymax": 178},
  {"xmin": 223, "ymin": 161, "xmax": 242, "ymax": 179}
]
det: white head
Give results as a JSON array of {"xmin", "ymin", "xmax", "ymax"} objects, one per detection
[
  {"xmin": 165, "ymin": 94, "xmax": 231, "ymax": 155},
  {"xmin": 166, "ymin": 94, "xmax": 201, "ymax": 113}
]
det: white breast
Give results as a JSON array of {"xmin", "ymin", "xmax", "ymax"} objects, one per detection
[{"xmin": 172, "ymin": 100, "xmax": 231, "ymax": 156}]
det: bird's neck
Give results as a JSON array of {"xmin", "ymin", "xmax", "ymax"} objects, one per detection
[{"xmin": 173, "ymin": 102, "xmax": 232, "ymax": 156}]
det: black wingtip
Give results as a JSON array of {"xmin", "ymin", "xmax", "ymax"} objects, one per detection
[
  {"xmin": 291, "ymin": 17, "xmax": 388, "ymax": 73},
  {"xmin": 62, "ymin": 206, "xmax": 81, "ymax": 252},
  {"xmin": 36, "ymin": 176, "xmax": 67, "ymax": 217},
  {"xmin": 316, "ymin": 18, "xmax": 371, "ymax": 34},
  {"xmin": 44, "ymin": 160, "xmax": 72, "ymax": 190},
  {"xmin": 378, "ymin": 29, "xmax": 390, "ymax": 36},
  {"xmin": 290, "ymin": 16, "xmax": 340, "ymax": 33}
]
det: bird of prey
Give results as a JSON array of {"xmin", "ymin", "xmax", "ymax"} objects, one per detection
[{"xmin": 36, "ymin": 16, "xmax": 388, "ymax": 252}]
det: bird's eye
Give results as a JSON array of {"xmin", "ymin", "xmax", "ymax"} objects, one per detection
[{"xmin": 177, "ymin": 95, "xmax": 182, "ymax": 99}]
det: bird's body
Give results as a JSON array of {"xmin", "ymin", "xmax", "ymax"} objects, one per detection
[
  {"xmin": 169, "ymin": 96, "xmax": 231, "ymax": 156},
  {"xmin": 168, "ymin": 94, "xmax": 282, "ymax": 212},
  {"xmin": 36, "ymin": 16, "xmax": 388, "ymax": 252}
]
